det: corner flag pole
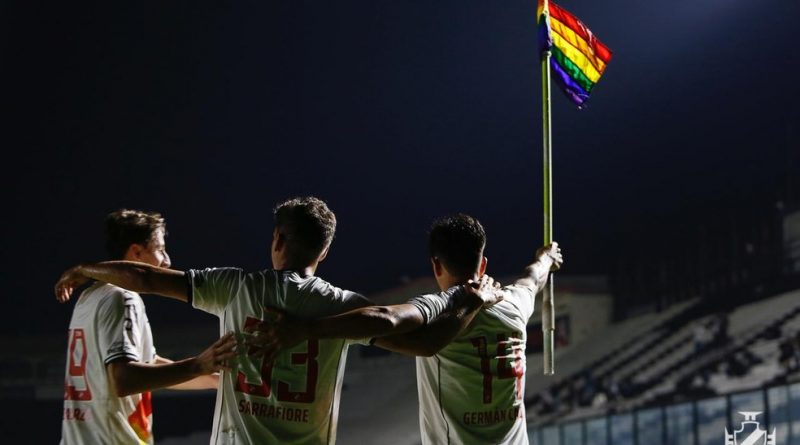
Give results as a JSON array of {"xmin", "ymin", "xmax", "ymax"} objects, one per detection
[{"xmin": 541, "ymin": 0, "xmax": 555, "ymax": 376}]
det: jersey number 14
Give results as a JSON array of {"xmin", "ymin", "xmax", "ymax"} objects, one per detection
[{"xmin": 471, "ymin": 333, "xmax": 524, "ymax": 404}]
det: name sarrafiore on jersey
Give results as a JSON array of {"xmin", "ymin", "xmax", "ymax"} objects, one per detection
[{"xmin": 238, "ymin": 399, "xmax": 311, "ymax": 423}]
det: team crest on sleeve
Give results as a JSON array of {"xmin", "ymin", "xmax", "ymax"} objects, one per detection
[{"xmin": 725, "ymin": 412, "xmax": 776, "ymax": 445}]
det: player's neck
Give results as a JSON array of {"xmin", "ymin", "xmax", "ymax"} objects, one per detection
[
  {"xmin": 294, "ymin": 265, "xmax": 317, "ymax": 277},
  {"xmin": 438, "ymin": 272, "xmax": 480, "ymax": 291},
  {"xmin": 273, "ymin": 258, "xmax": 317, "ymax": 277}
]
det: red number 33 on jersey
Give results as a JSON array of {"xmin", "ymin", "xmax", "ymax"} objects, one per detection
[{"xmin": 235, "ymin": 316, "xmax": 319, "ymax": 403}]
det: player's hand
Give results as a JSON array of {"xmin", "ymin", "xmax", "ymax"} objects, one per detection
[
  {"xmin": 244, "ymin": 307, "xmax": 311, "ymax": 364},
  {"xmin": 465, "ymin": 274, "xmax": 504, "ymax": 308},
  {"xmin": 536, "ymin": 242, "xmax": 563, "ymax": 271},
  {"xmin": 192, "ymin": 332, "xmax": 238, "ymax": 374},
  {"xmin": 55, "ymin": 265, "xmax": 91, "ymax": 303}
]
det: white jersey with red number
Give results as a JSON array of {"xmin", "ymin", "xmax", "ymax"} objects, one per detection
[
  {"xmin": 61, "ymin": 283, "xmax": 157, "ymax": 445},
  {"xmin": 409, "ymin": 283, "xmax": 540, "ymax": 445},
  {"xmin": 186, "ymin": 268, "xmax": 371, "ymax": 445}
]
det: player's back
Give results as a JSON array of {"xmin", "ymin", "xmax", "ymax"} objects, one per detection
[
  {"xmin": 188, "ymin": 268, "xmax": 370, "ymax": 445},
  {"xmin": 61, "ymin": 283, "xmax": 156, "ymax": 444},
  {"xmin": 416, "ymin": 284, "xmax": 535, "ymax": 445}
]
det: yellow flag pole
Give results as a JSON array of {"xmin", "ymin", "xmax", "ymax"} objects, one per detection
[{"xmin": 541, "ymin": 0, "xmax": 555, "ymax": 376}]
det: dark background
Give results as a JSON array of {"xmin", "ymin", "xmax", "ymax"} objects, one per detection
[{"xmin": 2, "ymin": 0, "xmax": 798, "ymax": 334}]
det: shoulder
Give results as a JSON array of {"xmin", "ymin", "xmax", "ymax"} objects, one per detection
[
  {"xmin": 410, "ymin": 285, "xmax": 461, "ymax": 306},
  {"xmin": 299, "ymin": 275, "xmax": 338, "ymax": 296},
  {"xmin": 89, "ymin": 285, "xmax": 145, "ymax": 322},
  {"xmin": 481, "ymin": 285, "xmax": 532, "ymax": 316},
  {"xmin": 95, "ymin": 284, "xmax": 142, "ymax": 309},
  {"xmin": 409, "ymin": 290, "xmax": 448, "ymax": 305},
  {"xmin": 406, "ymin": 289, "xmax": 454, "ymax": 324},
  {"xmin": 302, "ymin": 276, "xmax": 370, "ymax": 307},
  {"xmin": 187, "ymin": 267, "xmax": 247, "ymax": 282},
  {"xmin": 506, "ymin": 280, "xmax": 538, "ymax": 297},
  {"xmin": 503, "ymin": 283, "xmax": 535, "ymax": 297},
  {"xmin": 186, "ymin": 267, "xmax": 251, "ymax": 295}
]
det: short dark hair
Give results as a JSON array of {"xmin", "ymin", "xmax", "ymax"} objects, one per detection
[
  {"xmin": 429, "ymin": 214, "xmax": 486, "ymax": 278},
  {"xmin": 274, "ymin": 197, "xmax": 337, "ymax": 264},
  {"xmin": 105, "ymin": 209, "xmax": 166, "ymax": 260}
]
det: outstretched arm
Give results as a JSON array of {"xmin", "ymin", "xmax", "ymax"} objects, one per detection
[
  {"xmin": 107, "ymin": 333, "xmax": 236, "ymax": 397},
  {"xmin": 377, "ymin": 243, "xmax": 563, "ymax": 356},
  {"xmin": 55, "ymin": 261, "xmax": 189, "ymax": 303}
]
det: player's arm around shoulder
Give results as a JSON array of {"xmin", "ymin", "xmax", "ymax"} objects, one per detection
[
  {"xmin": 305, "ymin": 277, "xmax": 498, "ymax": 341},
  {"xmin": 254, "ymin": 302, "xmax": 429, "ymax": 354},
  {"xmin": 374, "ymin": 275, "xmax": 502, "ymax": 357},
  {"xmin": 247, "ymin": 278, "xmax": 499, "ymax": 361},
  {"xmin": 247, "ymin": 302, "xmax": 433, "ymax": 363},
  {"xmin": 56, "ymin": 261, "xmax": 189, "ymax": 303}
]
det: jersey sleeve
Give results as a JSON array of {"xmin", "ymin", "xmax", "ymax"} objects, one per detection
[
  {"xmin": 406, "ymin": 286, "xmax": 461, "ymax": 324},
  {"xmin": 501, "ymin": 284, "xmax": 537, "ymax": 322},
  {"xmin": 186, "ymin": 268, "xmax": 246, "ymax": 317},
  {"xmin": 142, "ymin": 311, "xmax": 157, "ymax": 360},
  {"xmin": 97, "ymin": 289, "xmax": 146, "ymax": 364},
  {"xmin": 341, "ymin": 289, "xmax": 372, "ymax": 311},
  {"xmin": 338, "ymin": 289, "xmax": 373, "ymax": 346}
]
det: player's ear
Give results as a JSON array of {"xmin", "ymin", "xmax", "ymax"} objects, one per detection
[
  {"xmin": 272, "ymin": 228, "xmax": 284, "ymax": 252},
  {"xmin": 431, "ymin": 257, "xmax": 443, "ymax": 277},
  {"xmin": 317, "ymin": 246, "xmax": 329, "ymax": 263},
  {"xmin": 479, "ymin": 256, "xmax": 488, "ymax": 276},
  {"xmin": 124, "ymin": 243, "xmax": 144, "ymax": 261}
]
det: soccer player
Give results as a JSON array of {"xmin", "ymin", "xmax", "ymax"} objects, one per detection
[
  {"xmin": 257, "ymin": 214, "xmax": 562, "ymax": 444},
  {"xmin": 55, "ymin": 197, "xmax": 498, "ymax": 445},
  {"xmin": 58, "ymin": 209, "xmax": 237, "ymax": 444}
]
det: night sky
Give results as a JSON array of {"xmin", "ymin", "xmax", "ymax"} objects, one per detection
[{"xmin": 3, "ymin": 0, "xmax": 798, "ymax": 334}]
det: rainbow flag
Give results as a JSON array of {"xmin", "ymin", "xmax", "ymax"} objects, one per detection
[{"xmin": 537, "ymin": 0, "xmax": 612, "ymax": 108}]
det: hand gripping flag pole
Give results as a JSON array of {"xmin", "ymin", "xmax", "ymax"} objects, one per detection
[{"xmin": 540, "ymin": 0, "xmax": 556, "ymax": 376}]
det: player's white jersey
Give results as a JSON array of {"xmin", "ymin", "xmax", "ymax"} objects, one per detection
[
  {"xmin": 61, "ymin": 283, "xmax": 157, "ymax": 445},
  {"xmin": 410, "ymin": 284, "xmax": 538, "ymax": 445},
  {"xmin": 187, "ymin": 268, "xmax": 370, "ymax": 445}
]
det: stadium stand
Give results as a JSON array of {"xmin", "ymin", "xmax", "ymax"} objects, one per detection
[{"xmin": 528, "ymin": 288, "xmax": 800, "ymax": 430}]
